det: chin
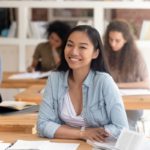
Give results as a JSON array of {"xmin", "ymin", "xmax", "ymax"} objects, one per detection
[{"xmin": 113, "ymin": 49, "xmax": 121, "ymax": 52}]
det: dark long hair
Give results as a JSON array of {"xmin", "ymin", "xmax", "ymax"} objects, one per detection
[
  {"xmin": 104, "ymin": 19, "xmax": 147, "ymax": 82},
  {"xmin": 57, "ymin": 25, "xmax": 109, "ymax": 73}
]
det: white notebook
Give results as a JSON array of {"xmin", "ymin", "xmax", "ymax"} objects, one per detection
[{"xmin": 87, "ymin": 129, "xmax": 150, "ymax": 150}]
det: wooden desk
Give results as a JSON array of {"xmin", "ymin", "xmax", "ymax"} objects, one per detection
[
  {"xmin": 15, "ymin": 85, "xmax": 43, "ymax": 104},
  {"xmin": 118, "ymin": 81, "xmax": 150, "ymax": 89},
  {"xmin": 0, "ymin": 132, "xmax": 92, "ymax": 150},
  {"xmin": 1, "ymin": 72, "xmax": 46, "ymax": 88},
  {"xmin": 0, "ymin": 113, "xmax": 37, "ymax": 133},
  {"xmin": 15, "ymin": 85, "xmax": 150, "ymax": 110}
]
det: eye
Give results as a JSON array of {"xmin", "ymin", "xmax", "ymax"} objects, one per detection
[
  {"xmin": 79, "ymin": 46, "xmax": 87, "ymax": 50},
  {"xmin": 66, "ymin": 43, "xmax": 73, "ymax": 47}
]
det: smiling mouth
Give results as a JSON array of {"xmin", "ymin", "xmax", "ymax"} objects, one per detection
[{"xmin": 69, "ymin": 57, "xmax": 81, "ymax": 62}]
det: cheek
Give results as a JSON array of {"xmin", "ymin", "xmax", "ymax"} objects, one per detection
[
  {"xmin": 118, "ymin": 42, "xmax": 125, "ymax": 49},
  {"xmin": 54, "ymin": 41, "xmax": 61, "ymax": 48},
  {"xmin": 64, "ymin": 48, "xmax": 69, "ymax": 59},
  {"xmin": 57, "ymin": 41, "xmax": 62, "ymax": 47}
]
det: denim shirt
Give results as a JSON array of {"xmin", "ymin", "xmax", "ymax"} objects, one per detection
[{"xmin": 37, "ymin": 70, "xmax": 128, "ymax": 138}]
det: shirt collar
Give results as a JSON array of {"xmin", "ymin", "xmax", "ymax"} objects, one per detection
[
  {"xmin": 64, "ymin": 70, "xmax": 95, "ymax": 88},
  {"xmin": 83, "ymin": 70, "xmax": 95, "ymax": 87}
]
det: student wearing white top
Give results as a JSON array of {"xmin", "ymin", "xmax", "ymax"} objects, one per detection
[{"xmin": 37, "ymin": 25, "xmax": 128, "ymax": 141}]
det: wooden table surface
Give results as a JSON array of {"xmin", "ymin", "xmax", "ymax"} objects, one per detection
[
  {"xmin": 117, "ymin": 81, "xmax": 150, "ymax": 89},
  {"xmin": 0, "ymin": 132, "xmax": 92, "ymax": 150},
  {"xmin": 0, "ymin": 113, "xmax": 37, "ymax": 133},
  {"xmin": 15, "ymin": 84, "xmax": 150, "ymax": 110},
  {"xmin": 1, "ymin": 72, "xmax": 46, "ymax": 88},
  {"xmin": 15, "ymin": 85, "xmax": 43, "ymax": 104}
]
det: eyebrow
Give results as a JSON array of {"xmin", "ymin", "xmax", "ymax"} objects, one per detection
[{"xmin": 67, "ymin": 40, "xmax": 88, "ymax": 45}]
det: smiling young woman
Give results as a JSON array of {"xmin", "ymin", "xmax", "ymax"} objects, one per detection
[{"xmin": 37, "ymin": 25, "xmax": 128, "ymax": 142}]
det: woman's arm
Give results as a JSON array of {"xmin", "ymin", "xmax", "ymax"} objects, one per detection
[
  {"xmin": 27, "ymin": 59, "xmax": 38, "ymax": 72},
  {"xmin": 102, "ymin": 75, "xmax": 129, "ymax": 137},
  {"xmin": 55, "ymin": 125, "xmax": 109, "ymax": 141},
  {"xmin": 37, "ymin": 72, "xmax": 109, "ymax": 141},
  {"xmin": 52, "ymin": 48, "xmax": 61, "ymax": 65}
]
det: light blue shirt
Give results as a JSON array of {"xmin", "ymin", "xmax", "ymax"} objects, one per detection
[{"xmin": 37, "ymin": 70, "xmax": 128, "ymax": 138}]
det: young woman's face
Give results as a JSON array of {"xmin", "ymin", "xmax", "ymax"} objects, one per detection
[
  {"xmin": 48, "ymin": 32, "xmax": 62, "ymax": 49},
  {"xmin": 65, "ymin": 31, "xmax": 98, "ymax": 70},
  {"xmin": 108, "ymin": 31, "xmax": 127, "ymax": 52}
]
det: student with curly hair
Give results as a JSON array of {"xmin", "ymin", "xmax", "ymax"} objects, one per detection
[{"xmin": 27, "ymin": 21, "xmax": 71, "ymax": 72}]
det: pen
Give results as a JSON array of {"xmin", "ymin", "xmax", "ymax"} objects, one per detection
[{"xmin": 6, "ymin": 141, "xmax": 15, "ymax": 149}]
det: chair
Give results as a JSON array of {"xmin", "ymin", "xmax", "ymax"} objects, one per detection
[{"xmin": 137, "ymin": 110, "xmax": 150, "ymax": 136}]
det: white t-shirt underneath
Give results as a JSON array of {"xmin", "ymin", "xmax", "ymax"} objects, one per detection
[{"xmin": 59, "ymin": 92, "xmax": 87, "ymax": 128}]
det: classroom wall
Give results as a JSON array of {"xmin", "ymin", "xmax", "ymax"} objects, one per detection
[
  {"xmin": 0, "ymin": 45, "xmax": 18, "ymax": 71},
  {"xmin": 25, "ymin": 45, "xmax": 36, "ymax": 69},
  {"xmin": 113, "ymin": 9, "xmax": 150, "ymax": 38},
  {"xmin": 0, "ymin": 43, "xmax": 150, "ymax": 73}
]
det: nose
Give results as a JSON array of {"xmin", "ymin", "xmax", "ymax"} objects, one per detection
[
  {"xmin": 71, "ymin": 46, "xmax": 79, "ymax": 55},
  {"xmin": 110, "ymin": 41, "xmax": 116, "ymax": 47}
]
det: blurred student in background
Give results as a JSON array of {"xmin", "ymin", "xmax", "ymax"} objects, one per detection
[
  {"xmin": 37, "ymin": 25, "xmax": 128, "ymax": 141},
  {"xmin": 0, "ymin": 56, "xmax": 2, "ymax": 102},
  {"xmin": 0, "ymin": 56, "xmax": 2, "ymax": 84},
  {"xmin": 27, "ymin": 21, "xmax": 71, "ymax": 72},
  {"xmin": 104, "ymin": 19, "xmax": 149, "ymax": 130}
]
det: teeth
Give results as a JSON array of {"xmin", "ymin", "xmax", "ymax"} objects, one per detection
[{"xmin": 69, "ymin": 57, "xmax": 79, "ymax": 61}]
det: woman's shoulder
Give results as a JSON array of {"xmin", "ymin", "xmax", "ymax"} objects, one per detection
[
  {"xmin": 48, "ymin": 71, "xmax": 66, "ymax": 80},
  {"xmin": 95, "ymin": 71, "xmax": 112, "ymax": 80},
  {"xmin": 93, "ymin": 71, "xmax": 115, "ymax": 85}
]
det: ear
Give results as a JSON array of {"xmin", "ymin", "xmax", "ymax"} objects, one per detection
[{"xmin": 92, "ymin": 49, "xmax": 99, "ymax": 59}]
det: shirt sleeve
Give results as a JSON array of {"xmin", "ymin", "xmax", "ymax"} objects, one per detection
[
  {"xmin": 102, "ymin": 75, "xmax": 129, "ymax": 137},
  {"xmin": 37, "ymin": 72, "xmax": 61, "ymax": 138},
  {"xmin": 33, "ymin": 43, "xmax": 42, "ymax": 60}
]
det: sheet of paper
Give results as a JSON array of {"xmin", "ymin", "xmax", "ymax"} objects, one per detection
[
  {"xmin": 8, "ymin": 140, "xmax": 79, "ymax": 150},
  {"xmin": 0, "ymin": 100, "xmax": 36, "ymax": 110},
  {"xmin": 8, "ymin": 71, "xmax": 51, "ymax": 80},
  {"xmin": 139, "ymin": 137, "xmax": 150, "ymax": 150},
  {"xmin": 87, "ymin": 129, "xmax": 150, "ymax": 150},
  {"xmin": 9, "ymin": 72, "xmax": 41, "ymax": 79},
  {"xmin": 40, "ymin": 88, "xmax": 45, "ymax": 95},
  {"xmin": 120, "ymin": 89, "xmax": 150, "ymax": 96},
  {"xmin": 87, "ymin": 136, "xmax": 117, "ymax": 150},
  {"xmin": 7, "ymin": 140, "xmax": 50, "ymax": 149},
  {"xmin": 115, "ymin": 129, "xmax": 145, "ymax": 150},
  {"xmin": 0, "ymin": 143, "xmax": 11, "ymax": 150},
  {"xmin": 42, "ymin": 142, "xmax": 79, "ymax": 150}
]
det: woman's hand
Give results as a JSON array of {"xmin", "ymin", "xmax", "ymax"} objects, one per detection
[
  {"xmin": 81, "ymin": 127, "xmax": 109, "ymax": 142},
  {"xmin": 27, "ymin": 66, "xmax": 34, "ymax": 72}
]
